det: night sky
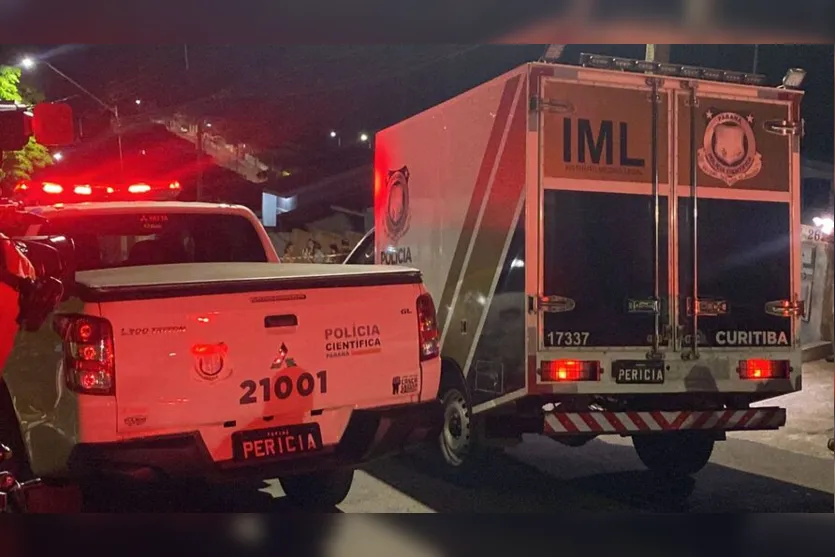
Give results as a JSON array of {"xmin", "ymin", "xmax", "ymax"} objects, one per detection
[
  {"xmin": 3, "ymin": 44, "xmax": 831, "ymax": 162},
  {"xmin": 1, "ymin": 42, "xmax": 832, "ymax": 190}
]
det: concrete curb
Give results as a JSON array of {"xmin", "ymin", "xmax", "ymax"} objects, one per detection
[{"xmin": 802, "ymin": 341, "xmax": 834, "ymax": 363}]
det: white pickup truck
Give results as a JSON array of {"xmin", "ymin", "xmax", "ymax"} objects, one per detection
[{"xmin": 0, "ymin": 199, "xmax": 442, "ymax": 508}]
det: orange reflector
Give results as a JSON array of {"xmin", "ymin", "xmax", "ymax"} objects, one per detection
[
  {"xmin": 128, "ymin": 183, "xmax": 152, "ymax": 193},
  {"xmin": 106, "ymin": 187, "xmax": 115, "ymax": 194},
  {"xmin": 541, "ymin": 360, "xmax": 601, "ymax": 382},
  {"xmin": 169, "ymin": 181, "xmax": 181, "ymax": 190},
  {"xmin": 738, "ymin": 359, "xmax": 789, "ymax": 380},
  {"xmin": 74, "ymin": 185, "xmax": 92, "ymax": 195},
  {"xmin": 190, "ymin": 342, "xmax": 228, "ymax": 357},
  {"xmin": 42, "ymin": 182, "xmax": 63, "ymax": 194}
]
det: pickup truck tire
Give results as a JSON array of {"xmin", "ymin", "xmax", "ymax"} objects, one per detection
[
  {"xmin": 632, "ymin": 432, "xmax": 714, "ymax": 477},
  {"xmin": 279, "ymin": 468, "xmax": 354, "ymax": 510}
]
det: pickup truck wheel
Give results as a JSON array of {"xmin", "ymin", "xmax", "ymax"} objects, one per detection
[
  {"xmin": 632, "ymin": 432, "xmax": 714, "ymax": 477},
  {"xmin": 279, "ymin": 468, "xmax": 353, "ymax": 510},
  {"xmin": 439, "ymin": 387, "xmax": 472, "ymax": 469}
]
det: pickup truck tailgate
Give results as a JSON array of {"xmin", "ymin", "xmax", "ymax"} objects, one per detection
[{"xmin": 76, "ymin": 263, "xmax": 427, "ymax": 444}]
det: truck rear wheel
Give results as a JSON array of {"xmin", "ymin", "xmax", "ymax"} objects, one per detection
[
  {"xmin": 439, "ymin": 387, "xmax": 472, "ymax": 469},
  {"xmin": 632, "ymin": 432, "xmax": 715, "ymax": 477},
  {"xmin": 279, "ymin": 468, "xmax": 353, "ymax": 510}
]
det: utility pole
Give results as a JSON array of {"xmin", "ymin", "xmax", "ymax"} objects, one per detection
[
  {"xmin": 752, "ymin": 44, "xmax": 760, "ymax": 73},
  {"xmin": 33, "ymin": 60, "xmax": 124, "ymax": 176},
  {"xmin": 196, "ymin": 120, "xmax": 204, "ymax": 201},
  {"xmin": 113, "ymin": 104, "xmax": 124, "ymax": 176}
]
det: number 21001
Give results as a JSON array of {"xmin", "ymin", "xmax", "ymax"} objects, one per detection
[
  {"xmin": 239, "ymin": 371, "xmax": 328, "ymax": 405},
  {"xmin": 546, "ymin": 331, "xmax": 590, "ymax": 346}
]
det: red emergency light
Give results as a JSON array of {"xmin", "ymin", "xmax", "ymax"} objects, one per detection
[{"xmin": 14, "ymin": 179, "xmax": 181, "ymax": 205}]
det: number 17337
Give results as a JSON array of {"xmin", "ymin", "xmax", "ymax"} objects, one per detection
[{"xmin": 545, "ymin": 331, "xmax": 590, "ymax": 347}]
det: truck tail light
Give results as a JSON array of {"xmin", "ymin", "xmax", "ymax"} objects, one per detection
[
  {"xmin": 53, "ymin": 314, "xmax": 115, "ymax": 395},
  {"xmin": 416, "ymin": 293, "xmax": 440, "ymax": 362},
  {"xmin": 738, "ymin": 359, "xmax": 789, "ymax": 380},
  {"xmin": 540, "ymin": 360, "xmax": 600, "ymax": 382},
  {"xmin": 42, "ymin": 182, "xmax": 63, "ymax": 194}
]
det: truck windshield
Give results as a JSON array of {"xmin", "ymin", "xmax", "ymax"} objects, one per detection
[{"xmin": 38, "ymin": 213, "xmax": 268, "ymax": 271}]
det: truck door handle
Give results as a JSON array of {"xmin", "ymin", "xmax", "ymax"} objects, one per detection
[{"xmin": 264, "ymin": 314, "xmax": 298, "ymax": 328}]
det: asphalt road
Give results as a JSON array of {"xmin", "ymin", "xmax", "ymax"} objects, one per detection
[{"xmin": 82, "ymin": 359, "xmax": 833, "ymax": 513}]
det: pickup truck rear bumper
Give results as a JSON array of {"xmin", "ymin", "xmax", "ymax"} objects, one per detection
[{"xmin": 67, "ymin": 401, "xmax": 443, "ymax": 483}]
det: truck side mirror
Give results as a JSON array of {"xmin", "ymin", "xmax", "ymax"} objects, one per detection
[
  {"xmin": 0, "ymin": 102, "xmax": 74, "ymax": 151},
  {"xmin": 15, "ymin": 235, "xmax": 77, "ymax": 300},
  {"xmin": 32, "ymin": 103, "xmax": 75, "ymax": 146},
  {"xmin": 0, "ymin": 108, "xmax": 29, "ymax": 151}
]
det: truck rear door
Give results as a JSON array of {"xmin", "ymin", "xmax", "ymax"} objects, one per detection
[
  {"xmin": 674, "ymin": 85, "xmax": 801, "ymax": 353},
  {"xmin": 535, "ymin": 75, "xmax": 672, "ymax": 351},
  {"xmin": 535, "ymin": 69, "xmax": 802, "ymax": 360}
]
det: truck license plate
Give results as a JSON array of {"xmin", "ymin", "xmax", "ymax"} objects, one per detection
[
  {"xmin": 613, "ymin": 360, "xmax": 665, "ymax": 384},
  {"xmin": 233, "ymin": 423, "xmax": 323, "ymax": 462}
]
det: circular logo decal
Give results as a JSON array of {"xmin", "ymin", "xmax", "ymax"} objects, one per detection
[
  {"xmin": 697, "ymin": 110, "xmax": 763, "ymax": 187},
  {"xmin": 192, "ymin": 342, "xmax": 232, "ymax": 383},
  {"xmin": 384, "ymin": 166, "xmax": 411, "ymax": 244}
]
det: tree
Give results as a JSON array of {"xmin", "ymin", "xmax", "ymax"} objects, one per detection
[{"xmin": 0, "ymin": 65, "xmax": 52, "ymax": 194}]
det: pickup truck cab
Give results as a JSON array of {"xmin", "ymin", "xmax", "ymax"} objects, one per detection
[{"xmin": 1, "ymin": 199, "xmax": 442, "ymax": 508}]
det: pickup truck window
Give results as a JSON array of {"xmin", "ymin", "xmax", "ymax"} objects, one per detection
[
  {"xmin": 39, "ymin": 213, "xmax": 268, "ymax": 271},
  {"xmin": 345, "ymin": 230, "xmax": 374, "ymax": 265}
]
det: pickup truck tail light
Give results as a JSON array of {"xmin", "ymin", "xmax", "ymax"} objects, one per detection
[
  {"xmin": 416, "ymin": 293, "xmax": 440, "ymax": 361},
  {"xmin": 53, "ymin": 314, "xmax": 115, "ymax": 396}
]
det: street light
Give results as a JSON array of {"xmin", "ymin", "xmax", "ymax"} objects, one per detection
[
  {"xmin": 359, "ymin": 133, "xmax": 369, "ymax": 142},
  {"xmin": 813, "ymin": 216, "xmax": 834, "ymax": 236},
  {"xmin": 328, "ymin": 130, "xmax": 341, "ymax": 147},
  {"xmin": 53, "ymin": 152, "xmax": 63, "ymax": 162},
  {"xmin": 135, "ymin": 99, "xmax": 141, "ymax": 105},
  {"xmin": 19, "ymin": 56, "xmax": 124, "ymax": 175}
]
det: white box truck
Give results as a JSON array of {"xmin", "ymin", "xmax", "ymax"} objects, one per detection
[{"xmin": 347, "ymin": 53, "xmax": 806, "ymax": 478}]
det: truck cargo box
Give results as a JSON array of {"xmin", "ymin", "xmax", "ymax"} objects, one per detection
[{"xmin": 372, "ymin": 57, "xmax": 804, "ymax": 412}]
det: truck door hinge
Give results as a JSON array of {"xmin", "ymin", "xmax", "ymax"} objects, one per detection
[
  {"xmin": 765, "ymin": 299, "xmax": 804, "ymax": 318},
  {"xmin": 530, "ymin": 96, "xmax": 574, "ymax": 114},
  {"xmin": 626, "ymin": 298, "xmax": 660, "ymax": 315},
  {"xmin": 686, "ymin": 297, "xmax": 729, "ymax": 317},
  {"xmin": 532, "ymin": 295, "xmax": 576, "ymax": 314},
  {"xmin": 764, "ymin": 119, "xmax": 803, "ymax": 137}
]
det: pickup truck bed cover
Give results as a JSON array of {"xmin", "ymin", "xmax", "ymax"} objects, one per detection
[{"xmin": 76, "ymin": 263, "xmax": 422, "ymax": 302}]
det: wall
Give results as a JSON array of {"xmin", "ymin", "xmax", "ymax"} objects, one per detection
[{"xmin": 799, "ymin": 224, "xmax": 834, "ymax": 346}]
